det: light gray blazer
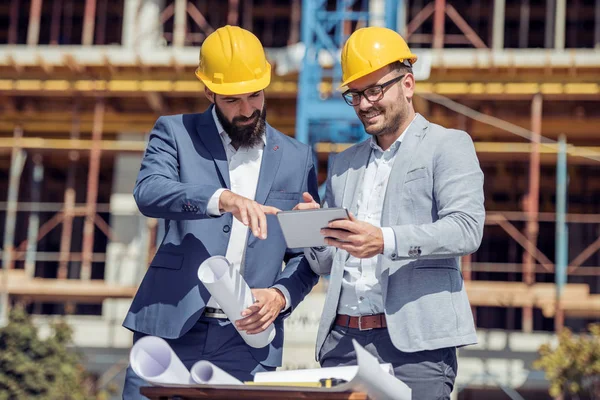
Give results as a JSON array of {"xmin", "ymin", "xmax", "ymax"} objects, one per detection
[{"xmin": 309, "ymin": 114, "xmax": 485, "ymax": 360}]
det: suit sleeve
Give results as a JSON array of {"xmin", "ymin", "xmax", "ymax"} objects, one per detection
[
  {"xmin": 133, "ymin": 116, "xmax": 223, "ymax": 220},
  {"xmin": 389, "ymin": 130, "xmax": 485, "ymax": 260},
  {"xmin": 271, "ymin": 148, "xmax": 320, "ymax": 315}
]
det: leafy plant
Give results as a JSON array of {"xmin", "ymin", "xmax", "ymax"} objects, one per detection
[
  {"xmin": 0, "ymin": 306, "xmax": 113, "ymax": 400},
  {"xmin": 534, "ymin": 324, "xmax": 600, "ymax": 399}
]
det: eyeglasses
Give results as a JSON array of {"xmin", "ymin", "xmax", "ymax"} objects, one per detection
[{"xmin": 342, "ymin": 74, "xmax": 406, "ymax": 106}]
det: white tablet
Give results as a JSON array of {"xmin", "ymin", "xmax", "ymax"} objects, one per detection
[{"xmin": 276, "ymin": 207, "xmax": 349, "ymax": 248}]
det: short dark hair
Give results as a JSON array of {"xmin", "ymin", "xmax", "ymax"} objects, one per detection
[{"xmin": 389, "ymin": 60, "xmax": 413, "ymax": 76}]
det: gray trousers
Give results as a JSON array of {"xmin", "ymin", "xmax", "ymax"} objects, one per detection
[{"xmin": 320, "ymin": 325, "xmax": 457, "ymax": 400}]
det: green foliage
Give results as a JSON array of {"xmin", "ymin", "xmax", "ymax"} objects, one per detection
[
  {"xmin": 0, "ymin": 306, "xmax": 112, "ymax": 400},
  {"xmin": 534, "ymin": 324, "xmax": 600, "ymax": 399}
]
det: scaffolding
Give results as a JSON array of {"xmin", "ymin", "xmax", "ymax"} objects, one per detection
[{"xmin": 0, "ymin": 0, "xmax": 599, "ymax": 337}]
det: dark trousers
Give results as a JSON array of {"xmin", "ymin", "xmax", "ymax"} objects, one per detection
[
  {"xmin": 320, "ymin": 325, "xmax": 457, "ymax": 400},
  {"xmin": 122, "ymin": 317, "xmax": 275, "ymax": 400}
]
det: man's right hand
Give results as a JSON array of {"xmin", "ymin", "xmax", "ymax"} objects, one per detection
[
  {"xmin": 293, "ymin": 192, "xmax": 320, "ymax": 211},
  {"xmin": 218, "ymin": 190, "xmax": 280, "ymax": 239}
]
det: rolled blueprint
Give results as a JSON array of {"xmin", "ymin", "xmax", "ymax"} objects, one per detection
[
  {"xmin": 129, "ymin": 336, "xmax": 193, "ymax": 385},
  {"xmin": 190, "ymin": 360, "xmax": 243, "ymax": 385},
  {"xmin": 253, "ymin": 363, "xmax": 394, "ymax": 383},
  {"xmin": 343, "ymin": 339, "xmax": 411, "ymax": 400},
  {"xmin": 197, "ymin": 255, "xmax": 276, "ymax": 348}
]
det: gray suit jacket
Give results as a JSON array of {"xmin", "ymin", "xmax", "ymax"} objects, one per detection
[{"xmin": 309, "ymin": 114, "xmax": 485, "ymax": 360}]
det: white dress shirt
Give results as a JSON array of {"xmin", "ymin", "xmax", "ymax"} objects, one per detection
[
  {"xmin": 337, "ymin": 117, "xmax": 415, "ymax": 316},
  {"xmin": 206, "ymin": 107, "xmax": 289, "ymax": 310}
]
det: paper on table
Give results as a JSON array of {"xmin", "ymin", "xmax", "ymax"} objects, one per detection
[
  {"xmin": 332, "ymin": 339, "xmax": 412, "ymax": 400},
  {"xmin": 197, "ymin": 256, "xmax": 276, "ymax": 348},
  {"xmin": 129, "ymin": 336, "xmax": 193, "ymax": 385},
  {"xmin": 190, "ymin": 360, "xmax": 243, "ymax": 385},
  {"xmin": 253, "ymin": 363, "xmax": 393, "ymax": 383}
]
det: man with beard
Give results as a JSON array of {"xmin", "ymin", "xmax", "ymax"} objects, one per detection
[
  {"xmin": 122, "ymin": 25, "xmax": 319, "ymax": 399},
  {"xmin": 299, "ymin": 27, "xmax": 485, "ymax": 399}
]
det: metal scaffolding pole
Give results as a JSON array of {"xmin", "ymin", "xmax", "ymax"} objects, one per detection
[
  {"xmin": 82, "ymin": 0, "xmax": 97, "ymax": 45},
  {"xmin": 1, "ymin": 126, "xmax": 26, "ymax": 327},
  {"xmin": 522, "ymin": 93, "xmax": 542, "ymax": 333},
  {"xmin": 173, "ymin": 0, "xmax": 187, "ymax": 47},
  {"xmin": 24, "ymin": 155, "xmax": 44, "ymax": 278},
  {"xmin": 492, "ymin": 0, "xmax": 505, "ymax": 50},
  {"xmin": 555, "ymin": 0, "xmax": 566, "ymax": 50},
  {"xmin": 81, "ymin": 98, "xmax": 105, "ymax": 280},
  {"xmin": 433, "ymin": 0, "xmax": 446, "ymax": 49},
  {"xmin": 58, "ymin": 105, "xmax": 81, "ymax": 279},
  {"xmin": 228, "ymin": 0, "xmax": 239, "ymax": 25},
  {"xmin": 554, "ymin": 135, "xmax": 568, "ymax": 333},
  {"xmin": 27, "ymin": 0, "xmax": 43, "ymax": 46},
  {"xmin": 289, "ymin": 0, "xmax": 301, "ymax": 44}
]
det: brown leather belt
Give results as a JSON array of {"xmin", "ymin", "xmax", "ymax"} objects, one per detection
[{"xmin": 335, "ymin": 314, "xmax": 387, "ymax": 331}]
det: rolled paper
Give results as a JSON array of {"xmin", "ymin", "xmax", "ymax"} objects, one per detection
[
  {"xmin": 129, "ymin": 336, "xmax": 193, "ymax": 385},
  {"xmin": 198, "ymin": 255, "xmax": 276, "ymax": 348},
  {"xmin": 190, "ymin": 360, "xmax": 243, "ymax": 385}
]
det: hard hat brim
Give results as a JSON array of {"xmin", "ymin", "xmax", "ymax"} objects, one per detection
[
  {"xmin": 338, "ymin": 55, "xmax": 418, "ymax": 91},
  {"xmin": 195, "ymin": 62, "xmax": 272, "ymax": 96}
]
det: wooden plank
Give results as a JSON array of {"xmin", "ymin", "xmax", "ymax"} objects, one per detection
[{"xmin": 140, "ymin": 386, "xmax": 368, "ymax": 400}]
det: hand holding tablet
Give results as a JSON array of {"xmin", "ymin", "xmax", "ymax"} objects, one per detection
[{"xmin": 276, "ymin": 207, "xmax": 350, "ymax": 248}]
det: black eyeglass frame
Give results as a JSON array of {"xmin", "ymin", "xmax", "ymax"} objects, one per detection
[{"xmin": 341, "ymin": 74, "xmax": 406, "ymax": 106}]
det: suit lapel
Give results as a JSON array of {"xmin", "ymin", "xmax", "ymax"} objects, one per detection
[
  {"xmin": 381, "ymin": 114, "xmax": 429, "ymax": 226},
  {"xmin": 341, "ymin": 140, "xmax": 372, "ymax": 215},
  {"xmin": 247, "ymin": 124, "xmax": 282, "ymax": 248},
  {"xmin": 254, "ymin": 124, "xmax": 282, "ymax": 205},
  {"xmin": 195, "ymin": 107, "xmax": 230, "ymax": 188}
]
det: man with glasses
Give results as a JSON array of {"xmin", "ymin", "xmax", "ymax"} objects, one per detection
[{"xmin": 299, "ymin": 27, "xmax": 485, "ymax": 399}]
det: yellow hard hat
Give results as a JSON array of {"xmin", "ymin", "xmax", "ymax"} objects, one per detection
[
  {"xmin": 195, "ymin": 25, "xmax": 271, "ymax": 95},
  {"xmin": 340, "ymin": 27, "xmax": 417, "ymax": 89}
]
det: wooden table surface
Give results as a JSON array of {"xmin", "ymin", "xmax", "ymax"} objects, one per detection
[{"xmin": 140, "ymin": 386, "xmax": 369, "ymax": 400}]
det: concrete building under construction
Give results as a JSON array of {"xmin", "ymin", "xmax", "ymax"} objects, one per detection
[{"xmin": 0, "ymin": 0, "xmax": 599, "ymax": 398}]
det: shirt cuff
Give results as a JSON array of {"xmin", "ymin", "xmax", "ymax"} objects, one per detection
[
  {"xmin": 271, "ymin": 284, "xmax": 291, "ymax": 312},
  {"xmin": 207, "ymin": 188, "xmax": 227, "ymax": 217},
  {"xmin": 381, "ymin": 227, "xmax": 397, "ymax": 259}
]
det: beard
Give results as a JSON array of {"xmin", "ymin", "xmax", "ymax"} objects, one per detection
[
  {"xmin": 214, "ymin": 102, "xmax": 267, "ymax": 149},
  {"xmin": 359, "ymin": 95, "xmax": 409, "ymax": 138}
]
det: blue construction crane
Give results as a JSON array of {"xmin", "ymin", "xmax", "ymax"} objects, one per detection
[{"xmin": 295, "ymin": 0, "xmax": 403, "ymax": 195}]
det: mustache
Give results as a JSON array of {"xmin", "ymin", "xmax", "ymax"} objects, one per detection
[
  {"xmin": 359, "ymin": 106, "xmax": 383, "ymax": 118},
  {"xmin": 232, "ymin": 110, "xmax": 260, "ymax": 125}
]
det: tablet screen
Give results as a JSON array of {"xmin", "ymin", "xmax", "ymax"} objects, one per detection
[{"xmin": 276, "ymin": 208, "xmax": 349, "ymax": 248}]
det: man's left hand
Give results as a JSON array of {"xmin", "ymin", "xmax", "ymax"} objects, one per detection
[
  {"xmin": 236, "ymin": 288, "xmax": 286, "ymax": 334},
  {"xmin": 321, "ymin": 213, "xmax": 384, "ymax": 259}
]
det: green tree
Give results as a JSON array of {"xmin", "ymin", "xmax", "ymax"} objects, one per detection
[
  {"xmin": 534, "ymin": 323, "xmax": 600, "ymax": 400},
  {"xmin": 0, "ymin": 306, "xmax": 112, "ymax": 400}
]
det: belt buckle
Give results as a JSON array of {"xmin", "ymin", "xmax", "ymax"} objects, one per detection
[{"xmin": 358, "ymin": 315, "xmax": 371, "ymax": 331}]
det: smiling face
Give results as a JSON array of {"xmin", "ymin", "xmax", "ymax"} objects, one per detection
[
  {"xmin": 205, "ymin": 88, "xmax": 267, "ymax": 149},
  {"xmin": 347, "ymin": 63, "xmax": 415, "ymax": 143}
]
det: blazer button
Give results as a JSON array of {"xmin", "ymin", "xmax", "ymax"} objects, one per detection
[
  {"xmin": 391, "ymin": 253, "xmax": 397, "ymax": 259},
  {"xmin": 223, "ymin": 225, "xmax": 231, "ymax": 233}
]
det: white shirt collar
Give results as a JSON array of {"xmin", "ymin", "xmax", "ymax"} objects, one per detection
[
  {"xmin": 369, "ymin": 114, "xmax": 417, "ymax": 153},
  {"xmin": 211, "ymin": 106, "xmax": 266, "ymax": 148}
]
